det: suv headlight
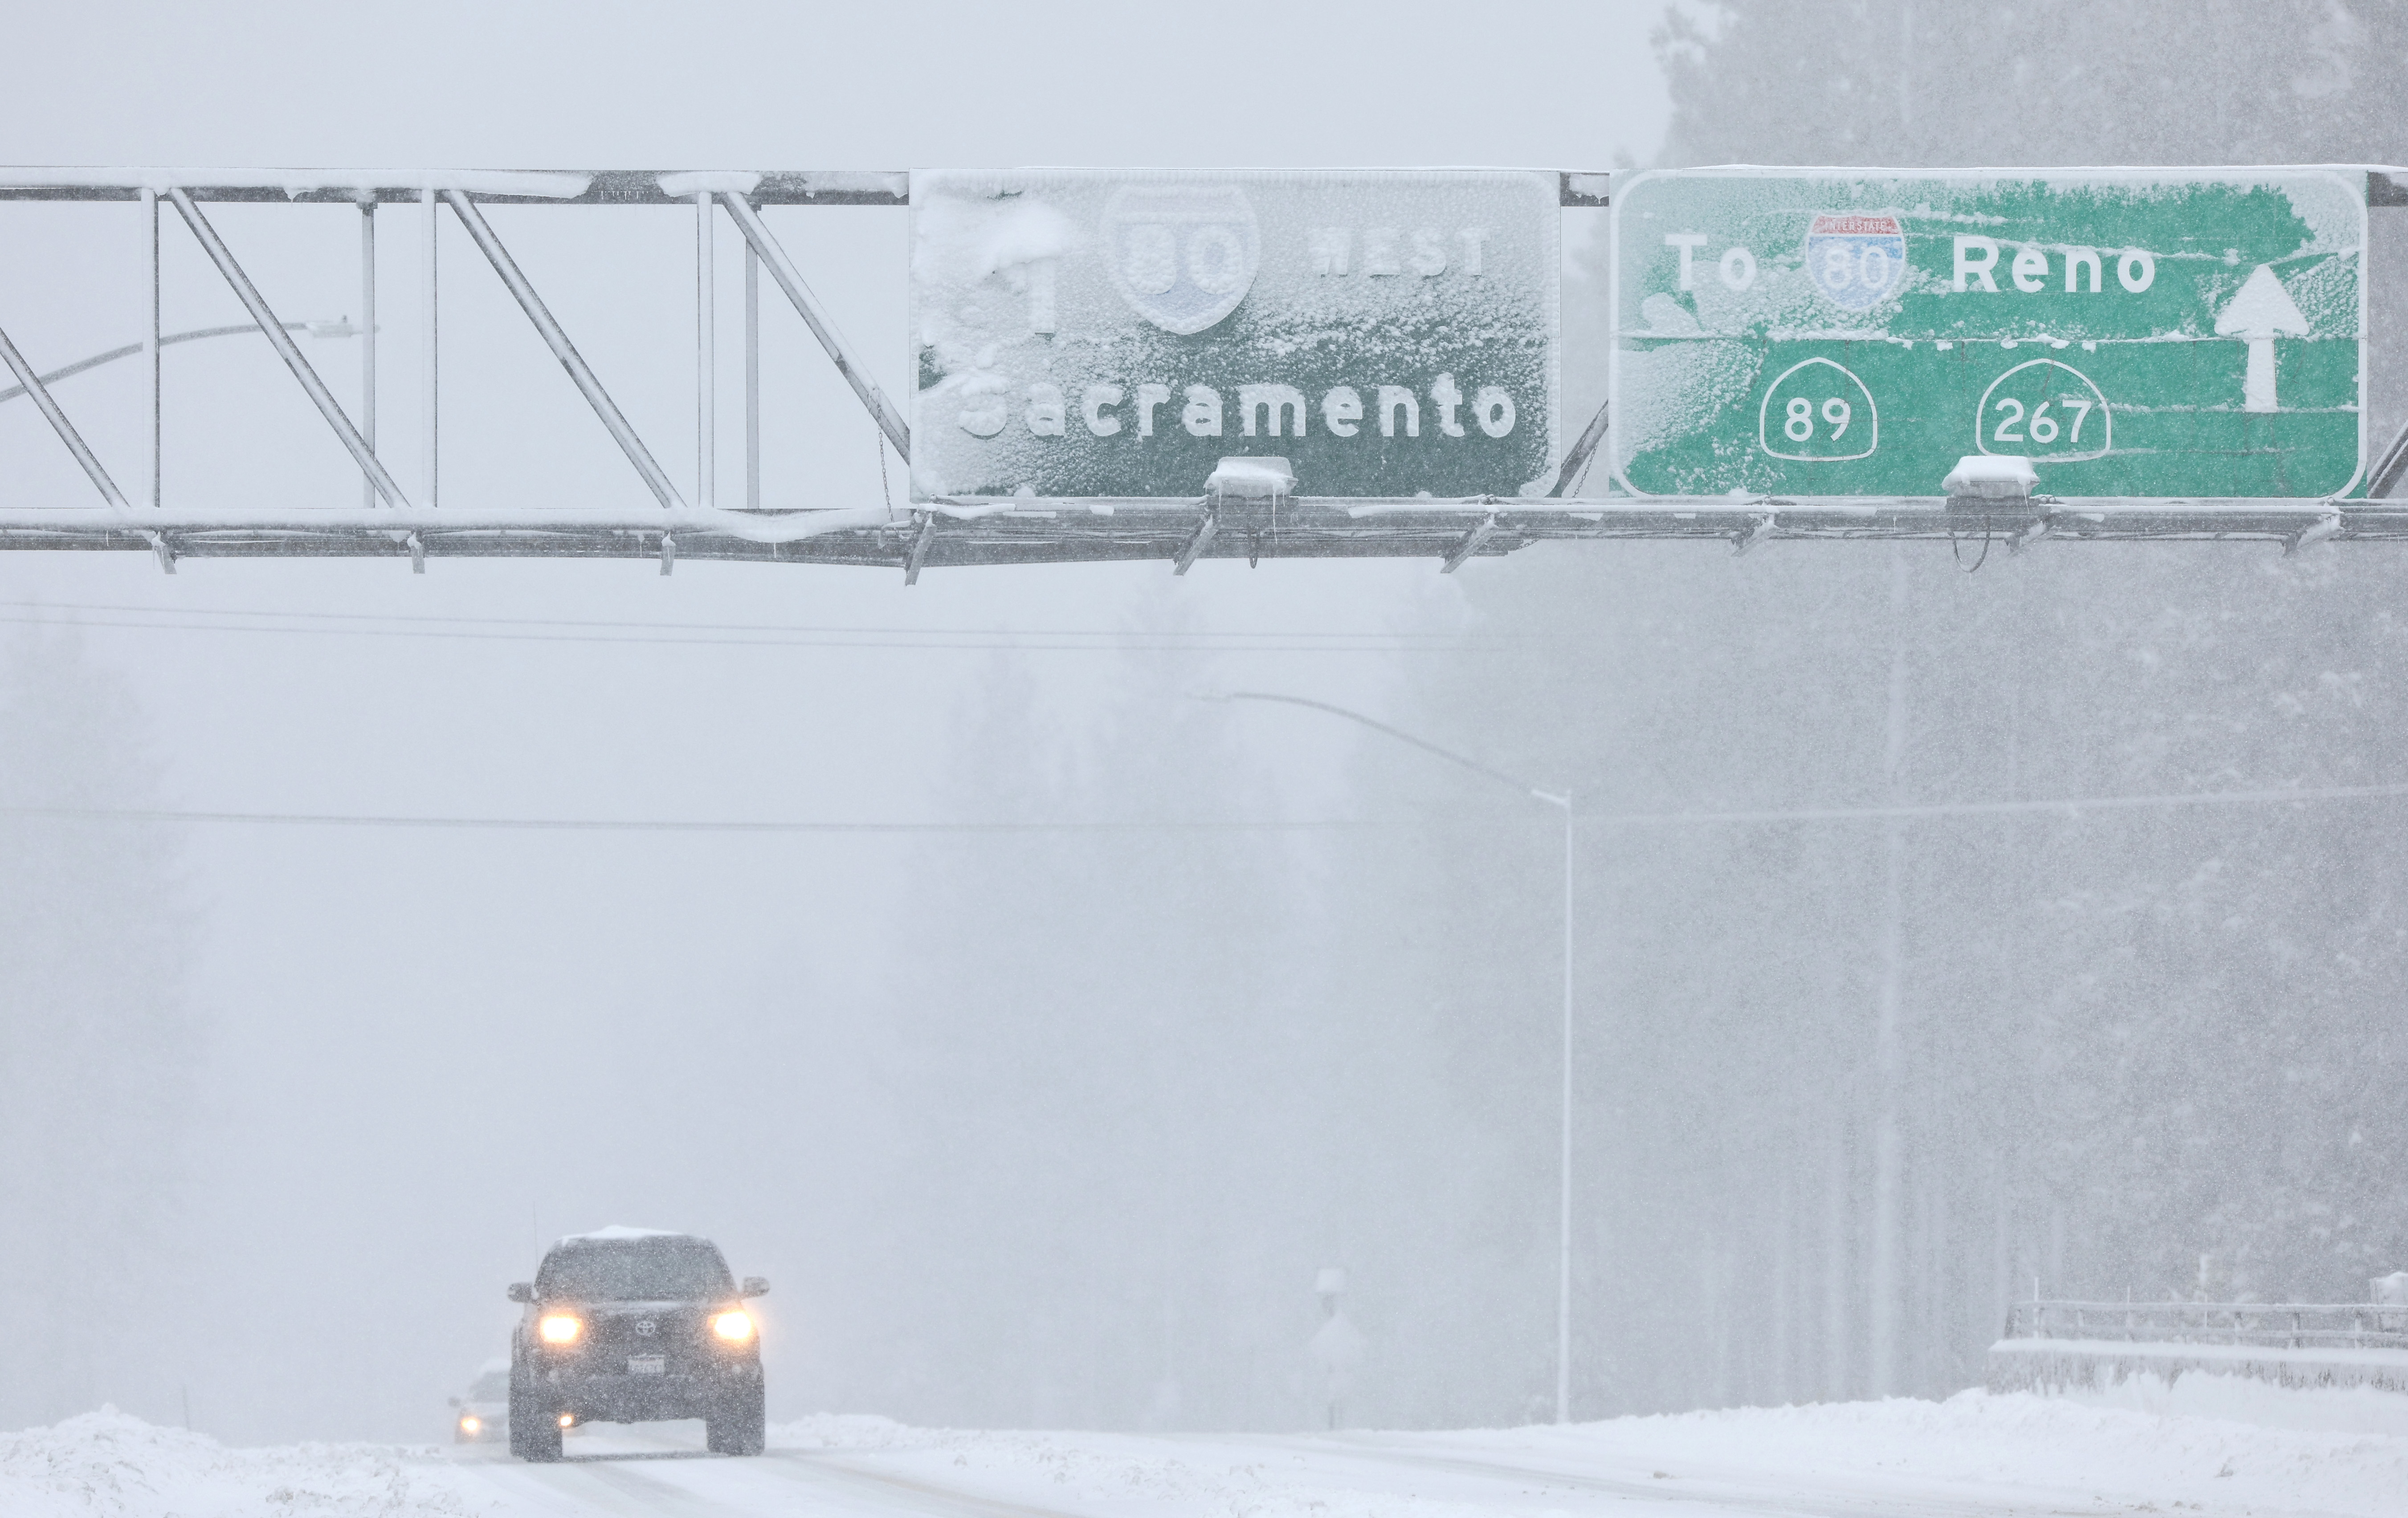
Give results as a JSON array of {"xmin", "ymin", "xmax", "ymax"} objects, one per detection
[
  {"xmin": 710, "ymin": 1310, "xmax": 754, "ymax": 1343},
  {"xmin": 538, "ymin": 1313, "xmax": 584, "ymax": 1345}
]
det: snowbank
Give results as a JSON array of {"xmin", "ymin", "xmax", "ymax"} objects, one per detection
[
  {"xmin": 774, "ymin": 1389, "xmax": 2408, "ymax": 1518},
  {"xmin": 15, "ymin": 1391, "xmax": 2408, "ymax": 1518},
  {"xmin": 1429, "ymin": 1389, "xmax": 2408, "ymax": 1518},
  {"xmin": 0, "ymin": 1409, "xmax": 472, "ymax": 1518},
  {"xmin": 2044, "ymin": 1369, "xmax": 2408, "ymax": 1435}
]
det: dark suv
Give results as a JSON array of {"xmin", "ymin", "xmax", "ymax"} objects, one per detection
[{"xmin": 506, "ymin": 1227, "xmax": 768, "ymax": 1460}]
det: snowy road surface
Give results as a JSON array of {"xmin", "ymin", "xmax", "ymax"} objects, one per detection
[{"xmin": 8, "ymin": 1388, "xmax": 2407, "ymax": 1517}]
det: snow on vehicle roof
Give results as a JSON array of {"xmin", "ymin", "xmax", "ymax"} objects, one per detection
[{"xmin": 557, "ymin": 1224, "xmax": 695, "ymax": 1243}]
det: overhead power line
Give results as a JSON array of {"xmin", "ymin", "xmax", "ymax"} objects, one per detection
[
  {"xmin": 1600, "ymin": 780, "xmax": 2408, "ymax": 827},
  {"xmin": 4, "ymin": 780, "xmax": 2405, "ymax": 835},
  {"xmin": 0, "ymin": 805, "xmax": 1384, "ymax": 834},
  {"xmin": 0, "ymin": 602, "xmax": 1494, "ymax": 655}
]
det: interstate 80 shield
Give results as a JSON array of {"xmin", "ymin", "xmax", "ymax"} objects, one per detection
[
  {"xmin": 909, "ymin": 169, "xmax": 1559, "ymax": 501},
  {"xmin": 1804, "ymin": 214, "xmax": 1906, "ymax": 312}
]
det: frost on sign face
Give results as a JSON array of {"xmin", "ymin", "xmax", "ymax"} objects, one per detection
[
  {"xmin": 909, "ymin": 170, "xmax": 1559, "ymax": 501},
  {"xmin": 1612, "ymin": 169, "xmax": 2367, "ymax": 500}
]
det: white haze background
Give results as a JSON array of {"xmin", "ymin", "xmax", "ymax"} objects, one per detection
[
  {"xmin": 0, "ymin": 0, "xmax": 1669, "ymax": 1443},
  {"xmin": 7, "ymin": 0, "xmax": 2408, "ymax": 1455}
]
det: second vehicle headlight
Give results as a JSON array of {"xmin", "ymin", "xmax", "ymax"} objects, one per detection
[
  {"xmin": 710, "ymin": 1310, "xmax": 754, "ymax": 1342},
  {"xmin": 538, "ymin": 1313, "xmax": 584, "ymax": 1345}
]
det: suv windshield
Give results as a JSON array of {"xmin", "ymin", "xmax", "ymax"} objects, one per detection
[
  {"xmin": 538, "ymin": 1239, "xmax": 733, "ymax": 1301},
  {"xmin": 469, "ymin": 1371, "xmax": 509, "ymax": 1400}
]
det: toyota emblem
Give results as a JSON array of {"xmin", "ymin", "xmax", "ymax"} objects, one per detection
[{"xmin": 634, "ymin": 1319, "xmax": 657, "ymax": 1337}]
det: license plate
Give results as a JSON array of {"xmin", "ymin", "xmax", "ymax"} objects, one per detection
[{"xmin": 628, "ymin": 1355, "xmax": 665, "ymax": 1376}]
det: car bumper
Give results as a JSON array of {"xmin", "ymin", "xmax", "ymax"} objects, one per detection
[{"xmin": 548, "ymin": 1363, "xmax": 759, "ymax": 1423}]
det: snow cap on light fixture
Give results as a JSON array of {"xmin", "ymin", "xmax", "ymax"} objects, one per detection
[{"xmin": 1943, "ymin": 454, "xmax": 2037, "ymax": 502}]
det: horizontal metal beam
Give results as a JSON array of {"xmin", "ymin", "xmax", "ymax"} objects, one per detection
[
  {"xmin": 0, "ymin": 168, "xmax": 909, "ymax": 206},
  {"xmin": 14, "ymin": 167, "xmax": 2408, "ymax": 211},
  {"xmin": 2, "ymin": 495, "xmax": 2406, "ymax": 572}
]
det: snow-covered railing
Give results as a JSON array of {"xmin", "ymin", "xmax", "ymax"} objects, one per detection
[
  {"xmin": 2003, "ymin": 1299, "xmax": 2408, "ymax": 1351},
  {"xmin": 1989, "ymin": 1299, "xmax": 2408, "ymax": 1395}
]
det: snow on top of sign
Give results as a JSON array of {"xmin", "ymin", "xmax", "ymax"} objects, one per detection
[{"xmin": 913, "ymin": 195, "xmax": 1082, "ymax": 287}]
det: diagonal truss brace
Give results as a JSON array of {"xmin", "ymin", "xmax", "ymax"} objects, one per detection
[
  {"xmin": 1172, "ymin": 508, "xmax": 1218, "ymax": 575},
  {"xmin": 167, "ymin": 190, "xmax": 411, "ymax": 509},
  {"xmin": 903, "ymin": 513, "xmax": 937, "ymax": 584},
  {"xmin": 716, "ymin": 191, "xmax": 911, "ymax": 460},
  {"xmin": 439, "ymin": 190, "xmax": 686, "ymax": 509},
  {"xmin": 1441, "ymin": 514, "xmax": 1500, "ymax": 573},
  {"xmin": 0, "ymin": 322, "xmax": 131, "ymax": 509}
]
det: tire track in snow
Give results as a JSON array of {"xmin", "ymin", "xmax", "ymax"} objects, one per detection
[
  {"xmin": 1179, "ymin": 1434, "xmax": 2116, "ymax": 1518},
  {"xmin": 448, "ymin": 1451, "xmax": 732, "ymax": 1518},
  {"xmin": 756, "ymin": 1450, "xmax": 1101, "ymax": 1518}
]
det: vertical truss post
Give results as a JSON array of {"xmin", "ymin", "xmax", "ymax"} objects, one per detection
[
  {"xmin": 745, "ymin": 242, "xmax": 760, "ymax": 511},
  {"xmin": 0, "ymin": 322, "xmax": 131, "ymax": 508},
  {"xmin": 360, "ymin": 202, "xmax": 377, "ymax": 510},
  {"xmin": 695, "ymin": 191, "xmax": 715, "ymax": 510},
  {"xmin": 422, "ymin": 187, "xmax": 437, "ymax": 508},
  {"xmin": 165, "ymin": 189, "xmax": 410, "ymax": 509},
  {"xmin": 715, "ymin": 191, "xmax": 910, "ymax": 460},
  {"xmin": 441, "ymin": 189, "xmax": 685, "ymax": 510},
  {"xmin": 142, "ymin": 187, "xmax": 160, "ymax": 508}
]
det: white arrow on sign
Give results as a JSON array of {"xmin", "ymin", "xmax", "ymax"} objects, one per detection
[{"xmin": 2213, "ymin": 265, "xmax": 2310, "ymax": 413}]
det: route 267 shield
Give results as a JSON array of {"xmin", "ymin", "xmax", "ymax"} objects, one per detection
[
  {"xmin": 1100, "ymin": 183, "xmax": 1261, "ymax": 335},
  {"xmin": 1804, "ymin": 213, "xmax": 1905, "ymax": 311}
]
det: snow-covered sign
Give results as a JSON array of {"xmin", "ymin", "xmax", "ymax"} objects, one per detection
[
  {"xmin": 1612, "ymin": 169, "xmax": 2368, "ymax": 498},
  {"xmin": 910, "ymin": 170, "xmax": 1559, "ymax": 501}
]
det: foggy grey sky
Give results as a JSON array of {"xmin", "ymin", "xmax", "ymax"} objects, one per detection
[
  {"xmin": 20, "ymin": 0, "xmax": 2395, "ymax": 1460},
  {"xmin": 0, "ymin": 0, "xmax": 1672, "ymax": 1444}
]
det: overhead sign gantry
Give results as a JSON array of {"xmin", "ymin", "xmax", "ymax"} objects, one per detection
[{"xmin": 0, "ymin": 165, "xmax": 2404, "ymax": 576}]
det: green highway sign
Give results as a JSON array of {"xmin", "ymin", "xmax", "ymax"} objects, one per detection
[
  {"xmin": 1610, "ymin": 169, "xmax": 2367, "ymax": 499},
  {"xmin": 909, "ymin": 170, "xmax": 1559, "ymax": 501}
]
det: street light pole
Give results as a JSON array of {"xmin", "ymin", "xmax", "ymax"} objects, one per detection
[
  {"xmin": 1203, "ymin": 690, "xmax": 1579, "ymax": 1425},
  {"xmin": 1556, "ymin": 790, "xmax": 1572, "ymax": 1426},
  {"xmin": 0, "ymin": 318, "xmax": 363, "ymax": 410}
]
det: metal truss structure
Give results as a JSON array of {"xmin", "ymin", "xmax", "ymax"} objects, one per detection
[{"xmin": 2, "ymin": 167, "xmax": 2404, "ymax": 578}]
